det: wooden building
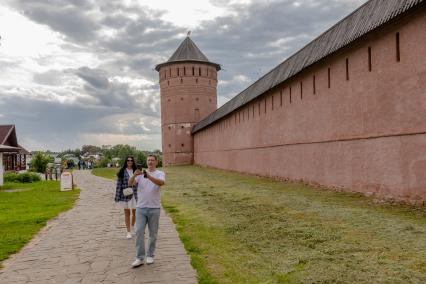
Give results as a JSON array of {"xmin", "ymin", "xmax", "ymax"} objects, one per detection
[{"xmin": 0, "ymin": 125, "xmax": 30, "ymax": 171}]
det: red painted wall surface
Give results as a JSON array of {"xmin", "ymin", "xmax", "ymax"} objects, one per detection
[{"xmin": 193, "ymin": 11, "xmax": 426, "ymax": 202}]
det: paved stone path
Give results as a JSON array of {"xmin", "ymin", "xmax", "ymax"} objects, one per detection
[{"xmin": 0, "ymin": 170, "xmax": 197, "ymax": 284}]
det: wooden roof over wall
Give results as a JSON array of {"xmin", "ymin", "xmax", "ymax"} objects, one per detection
[{"xmin": 192, "ymin": 0, "xmax": 425, "ymax": 133}]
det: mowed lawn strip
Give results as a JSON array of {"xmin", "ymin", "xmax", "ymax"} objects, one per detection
[
  {"xmin": 0, "ymin": 181, "xmax": 79, "ymax": 265},
  {"xmin": 92, "ymin": 166, "xmax": 426, "ymax": 283}
]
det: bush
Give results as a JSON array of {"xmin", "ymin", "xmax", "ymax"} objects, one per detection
[
  {"xmin": 31, "ymin": 152, "xmax": 50, "ymax": 173},
  {"xmin": 4, "ymin": 173, "xmax": 19, "ymax": 183},
  {"xmin": 4, "ymin": 172, "xmax": 41, "ymax": 183}
]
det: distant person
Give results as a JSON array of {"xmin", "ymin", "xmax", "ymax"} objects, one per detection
[
  {"xmin": 115, "ymin": 156, "xmax": 138, "ymax": 239},
  {"xmin": 77, "ymin": 160, "xmax": 81, "ymax": 170},
  {"xmin": 129, "ymin": 155, "xmax": 165, "ymax": 267}
]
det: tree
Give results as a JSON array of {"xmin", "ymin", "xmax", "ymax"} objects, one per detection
[{"xmin": 31, "ymin": 152, "xmax": 50, "ymax": 173}]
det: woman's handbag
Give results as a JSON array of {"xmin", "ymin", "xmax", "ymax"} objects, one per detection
[{"xmin": 123, "ymin": 187, "xmax": 133, "ymax": 197}]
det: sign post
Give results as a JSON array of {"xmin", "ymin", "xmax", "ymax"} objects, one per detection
[
  {"xmin": 60, "ymin": 171, "xmax": 73, "ymax": 191},
  {"xmin": 0, "ymin": 153, "xmax": 3, "ymax": 188}
]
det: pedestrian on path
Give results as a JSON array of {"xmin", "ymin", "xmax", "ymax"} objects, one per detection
[
  {"xmin": 129, "ymin": 155, "xmax": 165, "ymax": 267},
  {"xmin": 114, "ymin": 155, "xmax": 138, "ymax": 239}
]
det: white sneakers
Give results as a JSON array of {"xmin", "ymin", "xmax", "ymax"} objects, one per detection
[
  {"xmin": 131, "ymin": 258, "xmax": 144, "ymax": 267},
  {"xmin": 131, "ymin": 257, "xmax": 154, "ymax": 268},
  {"xmin": 126, "ymin": 232, "xmax": 132, "ymax": 239},
  {"xmin": 146, "ymin": 257, "xmax": 154, "ymax": 265}
]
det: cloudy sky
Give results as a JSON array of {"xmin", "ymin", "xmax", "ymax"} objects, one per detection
[{"xmin": 0, "ymin": 0, "xmax": 367, "ymax": 151}]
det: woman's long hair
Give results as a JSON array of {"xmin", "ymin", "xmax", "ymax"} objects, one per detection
[{"xmin": 117, "ymin": 156, "xmax": 137, "ymax": 179}]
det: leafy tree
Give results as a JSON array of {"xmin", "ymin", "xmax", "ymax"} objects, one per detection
[
  {"xmin": 81, "ymin": 145, "xmax": 101, "ymax": 155},
  {"xmin": 31, "ymin": 152, "xmax": 50, "ymax": 173}
]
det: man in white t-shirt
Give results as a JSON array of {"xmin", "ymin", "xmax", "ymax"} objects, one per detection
[{"xmin": 128, "ymin": 155, "xmax": 165, "ymax": 267}]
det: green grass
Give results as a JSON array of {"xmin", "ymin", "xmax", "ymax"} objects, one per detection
[
  {"xmin": 0, "ymin": 181, "xmax": 79, "ymax": 265},
  {"xmin": 93, "ymin": 166, "xmax": 426, "ymax": 283},
  {"xmin": 91, "ymin": 167, "xmax": 118, "ymax": 179}
]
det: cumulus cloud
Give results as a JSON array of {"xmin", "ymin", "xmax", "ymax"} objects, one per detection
[{"xmin": 0, "ymin": 0, "xmax": 367, "ymax": 151}]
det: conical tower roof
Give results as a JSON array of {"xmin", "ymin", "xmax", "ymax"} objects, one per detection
[{"xmin": 155, "ymin": 36, "xmax": 220, "ymax": 71}]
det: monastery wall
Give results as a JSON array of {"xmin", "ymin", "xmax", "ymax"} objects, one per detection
[{"xmin": 193, "ymin": 11, "xmax": 426, "ymax": 202}]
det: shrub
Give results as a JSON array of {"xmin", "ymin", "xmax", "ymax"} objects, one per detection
[
  {"xmin": 4, "ymin": 172, "xmax": 41, "ymax": 183},
  {"xmin": 31, "ymin": 152, "xmax": 50, "ymax": 173},
  {"xmin": 4, "ymin": 172, "xmax": 19, "ymax": 182}
]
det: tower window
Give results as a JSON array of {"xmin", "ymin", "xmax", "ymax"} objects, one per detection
[
  {"xmin": 168, "ymin": 98, "xmax": 171, "ymax": 102},
  {"xmin": 346, "ymin": 58, "xmax": 349, "ymax": 81},
  {"xmin": 181, "ymin": 78, "xmax": 183, "ymax": 83},
  {"xmin": 195, "ymin": 97, "xmax": 199, "ymax": 101},
  {"xmin": 181, "ymin": 125, "xmax": 184, "ymax": 129},
  {"xmin": 199, "ymin": 67, "xmax": 201, "ymax": 76},
  {"xmin": 196, "ymin": 78, "xmax": 198, "ymax": 84},
  {"xmin": 184, "ymin": 67, "xmax": 186, "ymax": 75},
  {"xmin": 396, "ymin": 32, "xmax": 400, "ymax": 62},
  {"xmin": 300, "ymin": 81, "xmax": 303, "ymax": 100},
  {"xmin": 181, "ymin": 144, "xmax": 184, "ymax": 147},
  {"xmin": 168, "ymin": 126, "xmax": 171, "ymax": 130},
  {"xmin": 181, "ymin": 97, "xmax": 183, "ymax": 101},
  {"xmin": 313, "ymin": 75, "xmax": 316, "ymax": 94},
  {"xmin": 289, "ymin": 87, "xmax": 292, "ymax": 103},
  {"xmin": 280, "ymin": 90, "xmax": 283, "ymax": 106},
  {"xmin": 328, "ymin": 68, "xmax": 331, "ymax": 88},
  {"xmin": 368, "ymin": 47, "xmax": 372, "ymax": 71},
  {"xmin": 168, "ymin": 144, "xmax": 171, "ymax": 148},
  {"xmin": 192, "ymin": 66, "xmax": 195, "ymax": 75},
  {"xmin": 177, "ymin": 68, "xmax": 180, "ymax": 76},
  {"xmin": 167, "ymin": 81, "xmax": 170, "ymax": 86},
  {"xmin": 272, "ymin": 95, "xmax": 274, "ymax": 110}
]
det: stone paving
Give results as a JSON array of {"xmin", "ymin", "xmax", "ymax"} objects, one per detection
[{"xmin": 0, "ymin": 170, "xmax": 197, "ymax": 284}]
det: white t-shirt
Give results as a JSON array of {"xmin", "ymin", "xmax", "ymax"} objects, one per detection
[
  {"xmin": 135, "ymin": 169, "xmax": 165, "ymax": 208},
  {"xmin": 126, "ymin": 168, "xmax": 133, "ymax": 178}
]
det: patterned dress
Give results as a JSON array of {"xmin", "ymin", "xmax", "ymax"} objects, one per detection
[{"xmin": 114, "ymin": 170, "xmax": 138, "ymax": 202}]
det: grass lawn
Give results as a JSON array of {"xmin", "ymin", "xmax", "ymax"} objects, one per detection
[
  {"xmin": 0, "ymin": 181, "xmax": 79, "ymax": 265},
  {"xmin": 91, "ymin": 167, "xmax": 118, "ymax": 179},
  {"xmin": 92, "ymin": 166, "xmax": 426, "ymax": 283}
]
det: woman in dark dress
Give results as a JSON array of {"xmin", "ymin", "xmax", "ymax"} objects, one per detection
[{"xmin": 114, "ymin": 156, "xmax": 138, "ymax": 239}]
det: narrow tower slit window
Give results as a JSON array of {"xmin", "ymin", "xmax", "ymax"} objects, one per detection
[
  {"xmin": 199, "ymin": 67, "xmax": 201, "ymax": 76},
  {"xmin": 192, "ymin": 66, "xmax": 195, "ymax": 75},
  {"xmin": 346, "ymin": 58, "xmax": 349, "ymax": 81},
  {"xmin": 272, "ymin": 95, "xmax": 274, "ymax": 110},
  {"xmin": 396, "ymin": 32, "xmax": 400, "ymax": 62},
  {"xmin": 368, "ymin": 47, "xmax": 372, "ymax": 71},
  {"xmin": 328, "ymin": 68, "xmax": 331, "ymax": 88},
  {"xmin": 177, "ymin": 67, "xmax": 180, "ymax": 76},
  {"xmin": 313, "ymin": 75, "xmax": 316, "ymax": 94},
  {"xmin": 280, "ymin": 90, "xmax": 283, "ymax": 106},
  {"xmin": 252, "ymin": 105, "xmax": 255, "ymax": 117},
  {"xmin": 289, "ymin": 87, "xmax": 292, "ymax": 103},
  {"xmin": 184, "ymin": 67, "xmax": 186, "ymax": 75},
  {"xmin": 300, "ymin": 81, "xmax": 303, "ymax": 100},
  {"xmin": 258, "ymin": 101, "xmax": 261, "ymax": 115}
]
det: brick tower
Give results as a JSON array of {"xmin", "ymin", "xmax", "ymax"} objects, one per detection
[{"xmin": 156, "ymin": 36, "xmax": 221, "ymax": 166}]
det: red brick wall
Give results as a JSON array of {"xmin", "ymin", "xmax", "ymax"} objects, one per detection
[
  {"xmin": 193, "ymin": 10, "xmax": 426, "ymax": 203},
  {"xmin": 159, "ymin": 63, "xmax": 218, "ymax": 165}
]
